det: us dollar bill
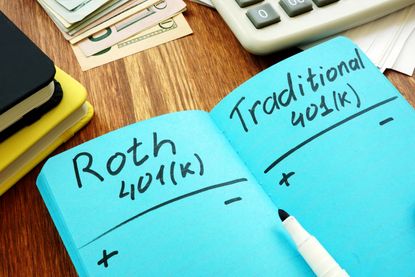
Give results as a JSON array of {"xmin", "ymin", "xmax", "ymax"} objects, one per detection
[
  {"xmin": 76, "ymin": 0, "xmax": 186, "ymax": 56},
  {"xmin": 72, "ymin": 14, "xmax": 192, "ymax": 71}
]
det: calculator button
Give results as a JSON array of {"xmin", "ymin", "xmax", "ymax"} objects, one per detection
[
  {"xmin": 312, "ymin": 0, "xmax": 339, "ymax": 7},
  {"xmin": 279, "ymin": 0, "xmax": 313, "ymax": 17},
  {"xmin": 235, "ymin": 0, "xmax": 263, "ymax": 8},
  {"xmin": 246, "ymin": 4, "xmax": 280, "ymax": 29}
]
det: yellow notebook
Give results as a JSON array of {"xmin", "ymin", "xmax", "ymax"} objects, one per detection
[{"xmin": 0, "ymin": 67, "xmax": 93, "ymax": 195}]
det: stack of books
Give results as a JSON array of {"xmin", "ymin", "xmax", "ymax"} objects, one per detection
[
  {"xmin": 0, "ymin": 12, "xmax": 93, "ymax": 195},
  {"xmin": 37, "ymin": 0, "xmax": 193, "ymax": 70}
]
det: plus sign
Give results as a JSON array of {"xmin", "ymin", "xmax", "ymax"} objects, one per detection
[
  {"xmin": 97, "ymin": 249, "xmax": 119, "ymax": 268},
  {"xmin": 279, "ymin": 171, "xmax": 295, "ymax": 187}
]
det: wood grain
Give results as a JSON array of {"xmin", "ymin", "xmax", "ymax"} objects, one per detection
[{"xmin": 0, "ymin": 1, "xmax": 414, "ymax": 275}]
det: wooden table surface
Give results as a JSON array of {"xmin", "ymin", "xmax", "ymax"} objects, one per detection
[{"xmin": 1, "ymin": 0, "xmax": 414, "ymax": 275}]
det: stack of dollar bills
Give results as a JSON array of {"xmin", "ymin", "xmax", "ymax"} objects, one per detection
[{"xmin": 38, "ymin": 0, "xmax": 193, "ymax": 70}]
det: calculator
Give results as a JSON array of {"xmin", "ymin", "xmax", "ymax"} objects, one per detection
[{"xmin": 211, "ymin": 0, "xmax": 415, "ymax": 54}]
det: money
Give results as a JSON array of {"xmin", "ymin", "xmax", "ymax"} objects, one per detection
[
  {"xmin": 67, "ymin": 0, "xmax": 152, "ymax": 36},
  {"xmin": 66, "ymin": 0, "xmax": 131, "ymax": 33},
  {"xmin": 191, "ymin": 0, "xmax": 214, "ymax": 8},
  {"xmin": 38, "ymin": 0, "xmax": 73, "ymax": 28},
  {"xmin": 55, "ymin": 0, "xmax": 91, "ymax": 11},
  {"xmin": 37, "ymin": 0, "xmax": 192, "ymax": 71},
  {"xmin": 72, "ymin": 13, "xmax": 192, "ymax": 71},
  {"xmin": 69, "ymin": 0, "xmax": 159, "ymax": 43},
  {"xmin": 40, "ymin": 0, "xmax": 127, "ymax": 31},
  {"xmin": 38, "ymin": 0, "xmax": 112, "ymax": 24},
  {"xmin": 76, "ymin": 0, "xmax": 186, "ymax": 56}
]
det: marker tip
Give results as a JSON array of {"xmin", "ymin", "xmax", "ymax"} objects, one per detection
[{"xmin": 278, "ymin": 209, "xmax": 290, "ymax": 222}]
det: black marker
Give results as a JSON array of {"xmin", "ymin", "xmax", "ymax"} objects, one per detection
[{"xmin": 278, "ymin": 209, "xmax": 348, "ymax": 277}]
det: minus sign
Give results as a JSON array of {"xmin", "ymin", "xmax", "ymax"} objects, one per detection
[
  {"xmin": 224, "ymin": 197, "xmax": 242, "ymax": 205},
  {"xmin": 379, "ymin": 117, "xmax": 394, "ymax": 126}
]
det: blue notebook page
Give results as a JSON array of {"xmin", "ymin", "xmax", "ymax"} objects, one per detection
[
  {"xmin": 211, "ymin": 37, "xmax": 415, "ymax": 276},
  {"xmin": 37, "ymin": 111, "xmax": 309, "ymax": 276}
]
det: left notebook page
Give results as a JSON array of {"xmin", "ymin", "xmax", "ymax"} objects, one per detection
[{"xmin": 37, "ymin": 111, "xmax": 305, "ymax": 276}]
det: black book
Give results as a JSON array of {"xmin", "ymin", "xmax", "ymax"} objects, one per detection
[
  {"xmin": 0, "ymin": 11, "xmax": 57, "ymax": 134},
  {"xmin": 0, "ymin": 80, "xmax": 63, "ymax": 142}
]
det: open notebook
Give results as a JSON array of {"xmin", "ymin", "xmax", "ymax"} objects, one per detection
[{"xmin": 37, "ymin": 37, "xmax": 415, "ymax": 276}]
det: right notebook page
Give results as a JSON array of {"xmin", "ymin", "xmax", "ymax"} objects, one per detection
[{"xmin": 210, "ymin": 37, "xmax": 415, "ymax": 276}]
